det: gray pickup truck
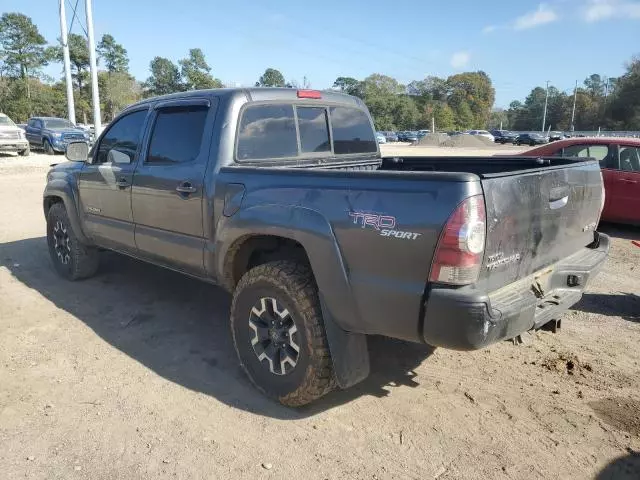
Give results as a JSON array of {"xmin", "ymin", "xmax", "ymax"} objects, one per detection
[{"xmin": 43, "ymin": 88, "xmax": 609, "ymax": 406}]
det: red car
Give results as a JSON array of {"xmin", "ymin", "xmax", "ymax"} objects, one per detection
[{"xmin": 522, "ymin": 137, "xmax": 640, "ymax": 225}]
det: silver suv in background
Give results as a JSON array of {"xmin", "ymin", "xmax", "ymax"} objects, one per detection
[{"xmin": 0, "ymin": 113, "xmax": 30, "ymax": 156}]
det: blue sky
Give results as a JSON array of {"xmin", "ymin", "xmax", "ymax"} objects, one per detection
[{"xmin": 5, "ymin": 0, "xmax": 640, "ymax": 107}]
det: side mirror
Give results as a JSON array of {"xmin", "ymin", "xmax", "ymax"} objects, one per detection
[
  {"xmin": 107, "ymin": 149, "xmax": 131, "ymax": 164},
  {"xmin": 65, "ymin": 141, "xmax": 89, "ymax": 162}
]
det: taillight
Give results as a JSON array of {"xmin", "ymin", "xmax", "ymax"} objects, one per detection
[
  {"xmin": 429, "ymin": 195, "xmax": 486, "ymax": 285},
  {"xmin": 599, "ymin": 171, "xmax": 605, "ymax": 214},
  {"xmin": 297, "ymin": 89, "xmax": 322, "ymax": 99}
]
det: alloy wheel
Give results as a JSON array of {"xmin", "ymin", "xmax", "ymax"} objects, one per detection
[
  {"xmin": 52, "ymin": 220, "xmax": 71, "ymax": 265},
  {"xmin": 248, "ymin": 297, "xmax": 300, "ymax": 375}
]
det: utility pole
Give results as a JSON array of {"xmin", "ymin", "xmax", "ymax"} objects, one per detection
[
  {"xmin": 85, "ymin": 0, "xmax": 102, "ymax": 135},
  {"xmin": 59, "ymin": 0, "xmax": 75, "ymax": 124},
  {"xmin": 570, "ymin": 80, "xmax": 577, "ymax": 132},
  {"xmin": 541, "ymin": 80, "xmax": 550, "ymax": 132}
]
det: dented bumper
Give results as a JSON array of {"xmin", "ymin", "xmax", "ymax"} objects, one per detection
[{"xmin": 422, "ymin": 233, "xmax": 610, "ymax": 350}]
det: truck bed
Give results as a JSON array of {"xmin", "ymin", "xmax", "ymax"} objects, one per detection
[{"xmin": 268, "ymin": 154, "xmax": 590, "ymax": 177}]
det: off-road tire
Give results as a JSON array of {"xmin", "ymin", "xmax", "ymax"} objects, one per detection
[
  {"xmin": 46, "ymin": 203, "xmax": 99, "ymax": 280},
  {"xmin": 43, "ymin": 139, "xmax": 54, "ymax": 155},
  {"xmin": 231, "ymin": 261, "xmax": 335, "ymax": 407},
  {"xmin": 19, "ymin": 145, "xmax": 30, "ymax": 156}
]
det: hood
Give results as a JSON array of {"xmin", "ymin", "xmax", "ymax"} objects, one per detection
[
  {"xmin": 47, "ymin": 127, "xmax": 86, "ymax": 133},
  {"xmin": 49, "ymin": 160, "xmax": 85, "ymax": 173},
  {"xmin": 0, "ymin": 125, "xmax": 21, "ymax": 133}
]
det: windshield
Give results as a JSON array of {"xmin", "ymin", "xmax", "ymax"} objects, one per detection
[
  {"xmin": 0, "ymin": 116, "xmax": 16, "ymax": 126},
  {"xmin": 44, "ymin": 119, "xmax": 74, "ymax": 129}
]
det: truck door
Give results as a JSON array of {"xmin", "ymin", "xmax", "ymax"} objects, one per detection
[
  {"xmin": 131, "ymin": 98, "xmax": 216, "ymax": 275},
  {"xmin": 77, "ymin": 108, "xmax": 149, "ymax": 252},
  {"xmin": 25, "ymin": 118, "xmax": 41, "ymax": 146},
  {"xmin": 610, "ymin": 145, "xmax": 640, "ymax": 224}
]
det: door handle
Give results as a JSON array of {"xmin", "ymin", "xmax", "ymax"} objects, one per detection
[
  {"xmin": 549, "ymin": 196, "xmax": 568, "ymax": 210},
  {"xmin": 115, "ymin": 177, "xmax": 129, "ymax": 188},
  {"xmin": 176, "ymin": 182, "xmax": 197, "ymax": 194}
]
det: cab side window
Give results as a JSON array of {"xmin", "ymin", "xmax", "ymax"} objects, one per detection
[{"xmin": 95, "ymin": 110, "xmax": 147, "ymax": 164}]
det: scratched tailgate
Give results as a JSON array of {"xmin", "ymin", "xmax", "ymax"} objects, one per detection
[{"xmin": 479, "ymin": 159, "xmax": 604, "ymax": 292}]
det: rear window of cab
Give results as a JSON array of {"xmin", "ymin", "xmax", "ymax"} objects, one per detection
[{"xmin": 236, "ymin": 103, "xmax": 377, "ymax": 161}]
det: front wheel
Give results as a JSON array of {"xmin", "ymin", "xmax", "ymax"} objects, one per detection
[
  {"xmin": 46, "ymin": 203, "xmax": 99, "ymax": 280},
  {"xmin": 19, "ymin": 145, "xmax": 30, "ymax": 156},
  {"xmin": 43, "ymin": 139, "xmax": 54, "ymax": 155},
  {"xmin": 230, "ymin": 261, "xmax": 335, "ymax": 406}
]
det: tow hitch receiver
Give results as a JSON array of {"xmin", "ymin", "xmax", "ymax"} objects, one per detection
[{"xmin": 541, "ymin": 318, "xmax": 562, "ymax": 334}]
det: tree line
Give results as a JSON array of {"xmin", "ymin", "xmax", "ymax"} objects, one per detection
[
  {"xmin": 1, "ymin": 11, "xmax": 639, "ymax": 132},
  {"xmin": 498, "ymin": 68, "xmax": 640, "ymax": 132}
]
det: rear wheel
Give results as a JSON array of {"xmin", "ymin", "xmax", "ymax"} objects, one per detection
[
  {"xmin": 43, "ymin": 139, "xmax": 54, "ymax": 155},
  {"xmin": 19, "ymin": 145, "xmax": 30, "ymax": 156},
  {"xmin": 46, "ymin": 203, "xmax": 99, "ymax": 280},
  {"xmin": 230, "ymin": 261, "xmax": 335, "ymax": 406}
]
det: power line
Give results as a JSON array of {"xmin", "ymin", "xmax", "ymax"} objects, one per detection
[{"xmin": 67, "ymin": 0, "xmax": 88, "ymax": 37}]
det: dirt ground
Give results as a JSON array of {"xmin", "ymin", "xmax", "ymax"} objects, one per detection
[{"xmin": 1, "ymin": 152, "xmax": 639, "ymax": 480}]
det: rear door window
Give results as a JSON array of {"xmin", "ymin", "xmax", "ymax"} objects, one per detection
[
  {"xmin": 147, "ymin": 106, "xmax": 208, "ymax": 164},
  {"xmin": 619, "ymin": 146, "xmax": 640, "ymax": 172},
  {"xmin": 563, "ymin": 144, "xmax": 611, "ymax": 167},
  {"xmin": 562, "ymin": 145, "xmax": 590, "ymax": 157},
  {"xmin": 237, "ymin": 104, "xmax": 297, "ymax": 160},
  {"xmin": 329, "ymin": 106, "xmax": 377, "ymax": 154}
]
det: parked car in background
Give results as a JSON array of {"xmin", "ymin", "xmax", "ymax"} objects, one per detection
[
  {"xmin": 25, "ymin": 117, "xmax": 90, "ymax": 154},
  {"xmin": 375, "ymin": 131, "xmax": 387, "ymax": 144},
  {"xmin": 548, "ymin": 131, "xmax": 565, "ymax": 142},
  {"xmin": 522, "ymin": 137, "xmax": 640, "ymax": 225},
  {"xmin": 0, "ymin": 113, "xmax": 30, "ymax": 156},
  {"xmin": 382, "ymin": 131, "xmax": 398, "ymax": 142},
  {"xmin": 76, "ymin": 123, "xmax": 97, "ymax": 145},
  {"xmin": 491, "ymin": 130, "xmax": 517, "ymax": 144},
  {"xmin": 467, "ymin": 130, "xmax": 495, "ymax": 142},
  {"xmin": 398, "ymin": 131, "xmax": 418, "ymax": 142},
  {"xmin": 418, "ymin": 129, "xmax": 430, "ymax": 136},
  {"xmin": 514, "ymin": 132, "xmax": 547, "ymax": 146}
]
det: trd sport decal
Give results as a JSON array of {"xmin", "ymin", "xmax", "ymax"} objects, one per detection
[{"xmin": 348, "ymin": 212, "xmax": 421, "ymax": 240}]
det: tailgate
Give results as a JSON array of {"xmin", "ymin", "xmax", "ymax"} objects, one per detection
[{"xmin": 480, "ymin": 160, "xmax": 603, "ymax": 291}]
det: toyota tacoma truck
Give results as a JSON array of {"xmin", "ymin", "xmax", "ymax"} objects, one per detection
[
  {"xmin": 25, "ymin": 116, "xmax": 90, "ymax": 154},
  {"xmin": 43, "ymin": 88, "xmax": 609, "ymax": 406}
]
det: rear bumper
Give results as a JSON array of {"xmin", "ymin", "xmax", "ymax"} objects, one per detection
[{"xmin": 422, "ymin": 233, "xmax": 610, "ymax": 350}]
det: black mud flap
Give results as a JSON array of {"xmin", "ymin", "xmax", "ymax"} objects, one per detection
[{"xmin": 320, "ymin": 298, "xmax": 370, "ymax": 389}]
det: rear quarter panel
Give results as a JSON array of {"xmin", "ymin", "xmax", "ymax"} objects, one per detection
[{"xmin": 215, "ymin": 168, "xmax": 481, "ymax": 342}]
